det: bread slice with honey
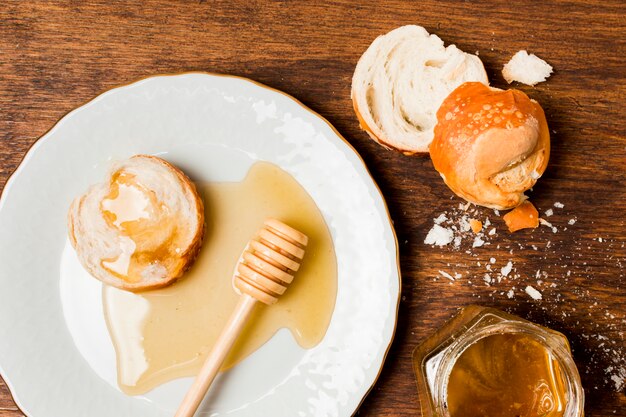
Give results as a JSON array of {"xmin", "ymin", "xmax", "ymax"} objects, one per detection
[
  {"xmin": 68, "ymin": 155, "xmax": 204, "ymax": 291},
  {"xmin": 351, "ymin": 25, "xmax": 489, "ymax": 154}
]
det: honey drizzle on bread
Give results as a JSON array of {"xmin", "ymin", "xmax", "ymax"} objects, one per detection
[
  {"xmin": 68, "ymin": 155, "xmax": 204, "ymax": 291},
  {"xmin": 100, "ymin": 171, "xmax": 182, "ymax": 283}
]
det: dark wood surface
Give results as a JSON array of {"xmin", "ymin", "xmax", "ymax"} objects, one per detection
[{"xmin": 1, "ymin": 1, "xmax": 624, "ymax": 415}]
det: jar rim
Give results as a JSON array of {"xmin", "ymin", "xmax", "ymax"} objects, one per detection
[{"xmin": 433, "ymin": 321, "xmax": 584, "ymax": 417}]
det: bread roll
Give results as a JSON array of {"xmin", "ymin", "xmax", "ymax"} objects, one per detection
[
  {"xmin": 430, "ymin": 82, "xmax": 550, "ymax": 209},
  {"xmin": 68, "ymin": 155, "xmax": 204, "ymax": 291},
  {"xmin": 351, "ymin": 25, "xmax": 488, "ymax": 154}
]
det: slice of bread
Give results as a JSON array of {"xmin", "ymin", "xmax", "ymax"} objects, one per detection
[
  {"xmin": 502, "ymin": 50, "xmax": 553, "ymax": 86},
  {"xmin": 351, "ymin": 25, "xmax": 488, "ymax": 154},
  {"xmin": 68, "ymin": 155, "xmax": 204, "ymax": 291}
]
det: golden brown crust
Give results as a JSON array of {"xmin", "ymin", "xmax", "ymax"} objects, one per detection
[
  {"xmin": 429, "ymin": 82, "xmax": 550, "ymax": 209},
  {"xmin": 503, "ymin": 200, "xmax": 540, "ymax": 232},
  {"xmin": 67, "ymin": 198, "xmax": 78, "ymax": 249}
]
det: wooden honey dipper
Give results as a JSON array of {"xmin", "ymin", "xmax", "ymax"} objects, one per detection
[{"xmin": 175, "ymin": 219, "xmax": 308, "ymax": 417}]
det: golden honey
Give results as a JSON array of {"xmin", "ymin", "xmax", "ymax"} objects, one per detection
[
  {"xmin": 100, "ymin": 172, "xmax": 184, "ymax": 283},
  {"xmin": 447, "ymin": 333, "xmax": 567, "ymax": 417},
  {"xmin": 103, "ymin": 162, "xmax": 338, "ymax": 395}
]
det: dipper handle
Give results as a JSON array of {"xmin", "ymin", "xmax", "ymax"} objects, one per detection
[
  {"xmin": 174, "ymin": 294, "xmax": 256, "ymax": 417},
  {"xmin": 174, "ymin": 219, "xmax": 308, "ymax": 417}
]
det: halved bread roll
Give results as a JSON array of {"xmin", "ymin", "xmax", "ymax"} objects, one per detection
[
  {"xmin": 430, "ymin": 82, "xmax": 550, "ymax": 210},
  {"xmin": 68, "ymin": 155, "xmax": 204, "ymax": 291},
  {"xmin": 351, "ymin": 25, "xmax": 488, "ymax": 154}
]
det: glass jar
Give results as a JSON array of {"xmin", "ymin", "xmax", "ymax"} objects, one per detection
[{"xmin": 412, "ymin": 305, "xmax": 584, "ymax": 417}]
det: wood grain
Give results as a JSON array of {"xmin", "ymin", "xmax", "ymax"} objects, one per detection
[{"xmin": 1, "ymin": 0, "xmax": 624, "ymax": 415}]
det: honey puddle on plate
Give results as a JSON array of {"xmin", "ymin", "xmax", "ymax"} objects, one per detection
[{"xmin": 103, "ymin": 162, "xmax": 338, "ymax": 395}]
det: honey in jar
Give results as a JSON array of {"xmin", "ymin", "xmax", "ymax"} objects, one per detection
[{"xmin": 412, "ymin": 306, "xmax": 584, "ymax": 417}]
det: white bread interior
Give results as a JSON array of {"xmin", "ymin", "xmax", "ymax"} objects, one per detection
[
  {"xmin": 68, "ymin": 155, "xmax": 204, "ymax": 291},
  {"xmin": 351, "ymin": 25, "xmax": 489, "ymax": 154},
  {"xmin": 502, "ymin": 50, "xmax": 553, "ymax": 86}
]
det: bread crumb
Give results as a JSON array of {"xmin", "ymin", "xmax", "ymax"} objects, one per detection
[
  {"xmin": 460, "ymin": 216, "xmax": 471, "ymax": 232},
  {"xmin": 608, "ymin": 366, "xmax": 625, "ymax": 391},
  {"xmin": 425, "ymin": 224, "xmax": 454, "ymax": 246},
  {"xmin": 507, "ymin": 289, "xmax": 515, "ymax": 299},
  {"xmin": 439, "ymin": 270, "xmax": 456, "ymax": 281},
  {"xmin": 554, "ymin": 202, "xmax": 564, "ymax": 208},
  {"xmin": 473, "ymin": 236, "xmax": 485, "ymax": 248},
  {"xmin": 501, "ymin": 261, "xmax": 513, "ymax": 277},
  {"xmin": 525, "ymin": 285, "xmax": 543, "ymax": 300},
  {"xmin": 502, "ymin": 50, "xmax": 553, "ymax": 86},
  {"xmin": 539, "ymin": 218, "xmax": 558, "ymax": 233},
  {"xmin": 470, "ymin": 219, "xmax": 483, "ymax": 233},
  {"xmin": 545, "ymin": 208, "xmax": 554, "ymax": 217},
  {"xmin": 434, "ymin": 213, "xmax": 447, "ymax": 224},
  {"xmin": 489, "ymin": 227, "xmax": 496, "ymax": 236},
  {"xmin": 503, "ymin": 201, "xmax": 539, "ymax": 232},
  {"xmin": 568, "ymin": 218, "xmax": 577, "ymax": 225}
]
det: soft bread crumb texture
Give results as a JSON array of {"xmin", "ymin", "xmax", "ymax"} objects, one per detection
[
  {"xmin": 351, "ymin": 25, "xmax": 488, "ymax": 154},
  {"xmin": 502, "ymin": 50, "xmax": 553, "ymax": 86},
  {"xmin": 68, "ymin": 155, "xmax": 204, "ymax": 291},
  {"xmin": 430, "ymin": 82, "xmax": 550, "ymax": 209},
  {"xmin": 503, "ymin": 201, "xmax": 540, "ymax": 232},
  {"xmin": 424, "ymin": 223, "xmax": 454, "ymax": 246}
]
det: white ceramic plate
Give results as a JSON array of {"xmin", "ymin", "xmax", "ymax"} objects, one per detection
[{"xmin": 0, "ymin": 73, "xmax": 400, "ymax": 417}]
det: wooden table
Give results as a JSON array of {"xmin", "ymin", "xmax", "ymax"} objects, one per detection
[{"xmin": 1, "ymin": 1, "xmax": 624, "ymax": 415}]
